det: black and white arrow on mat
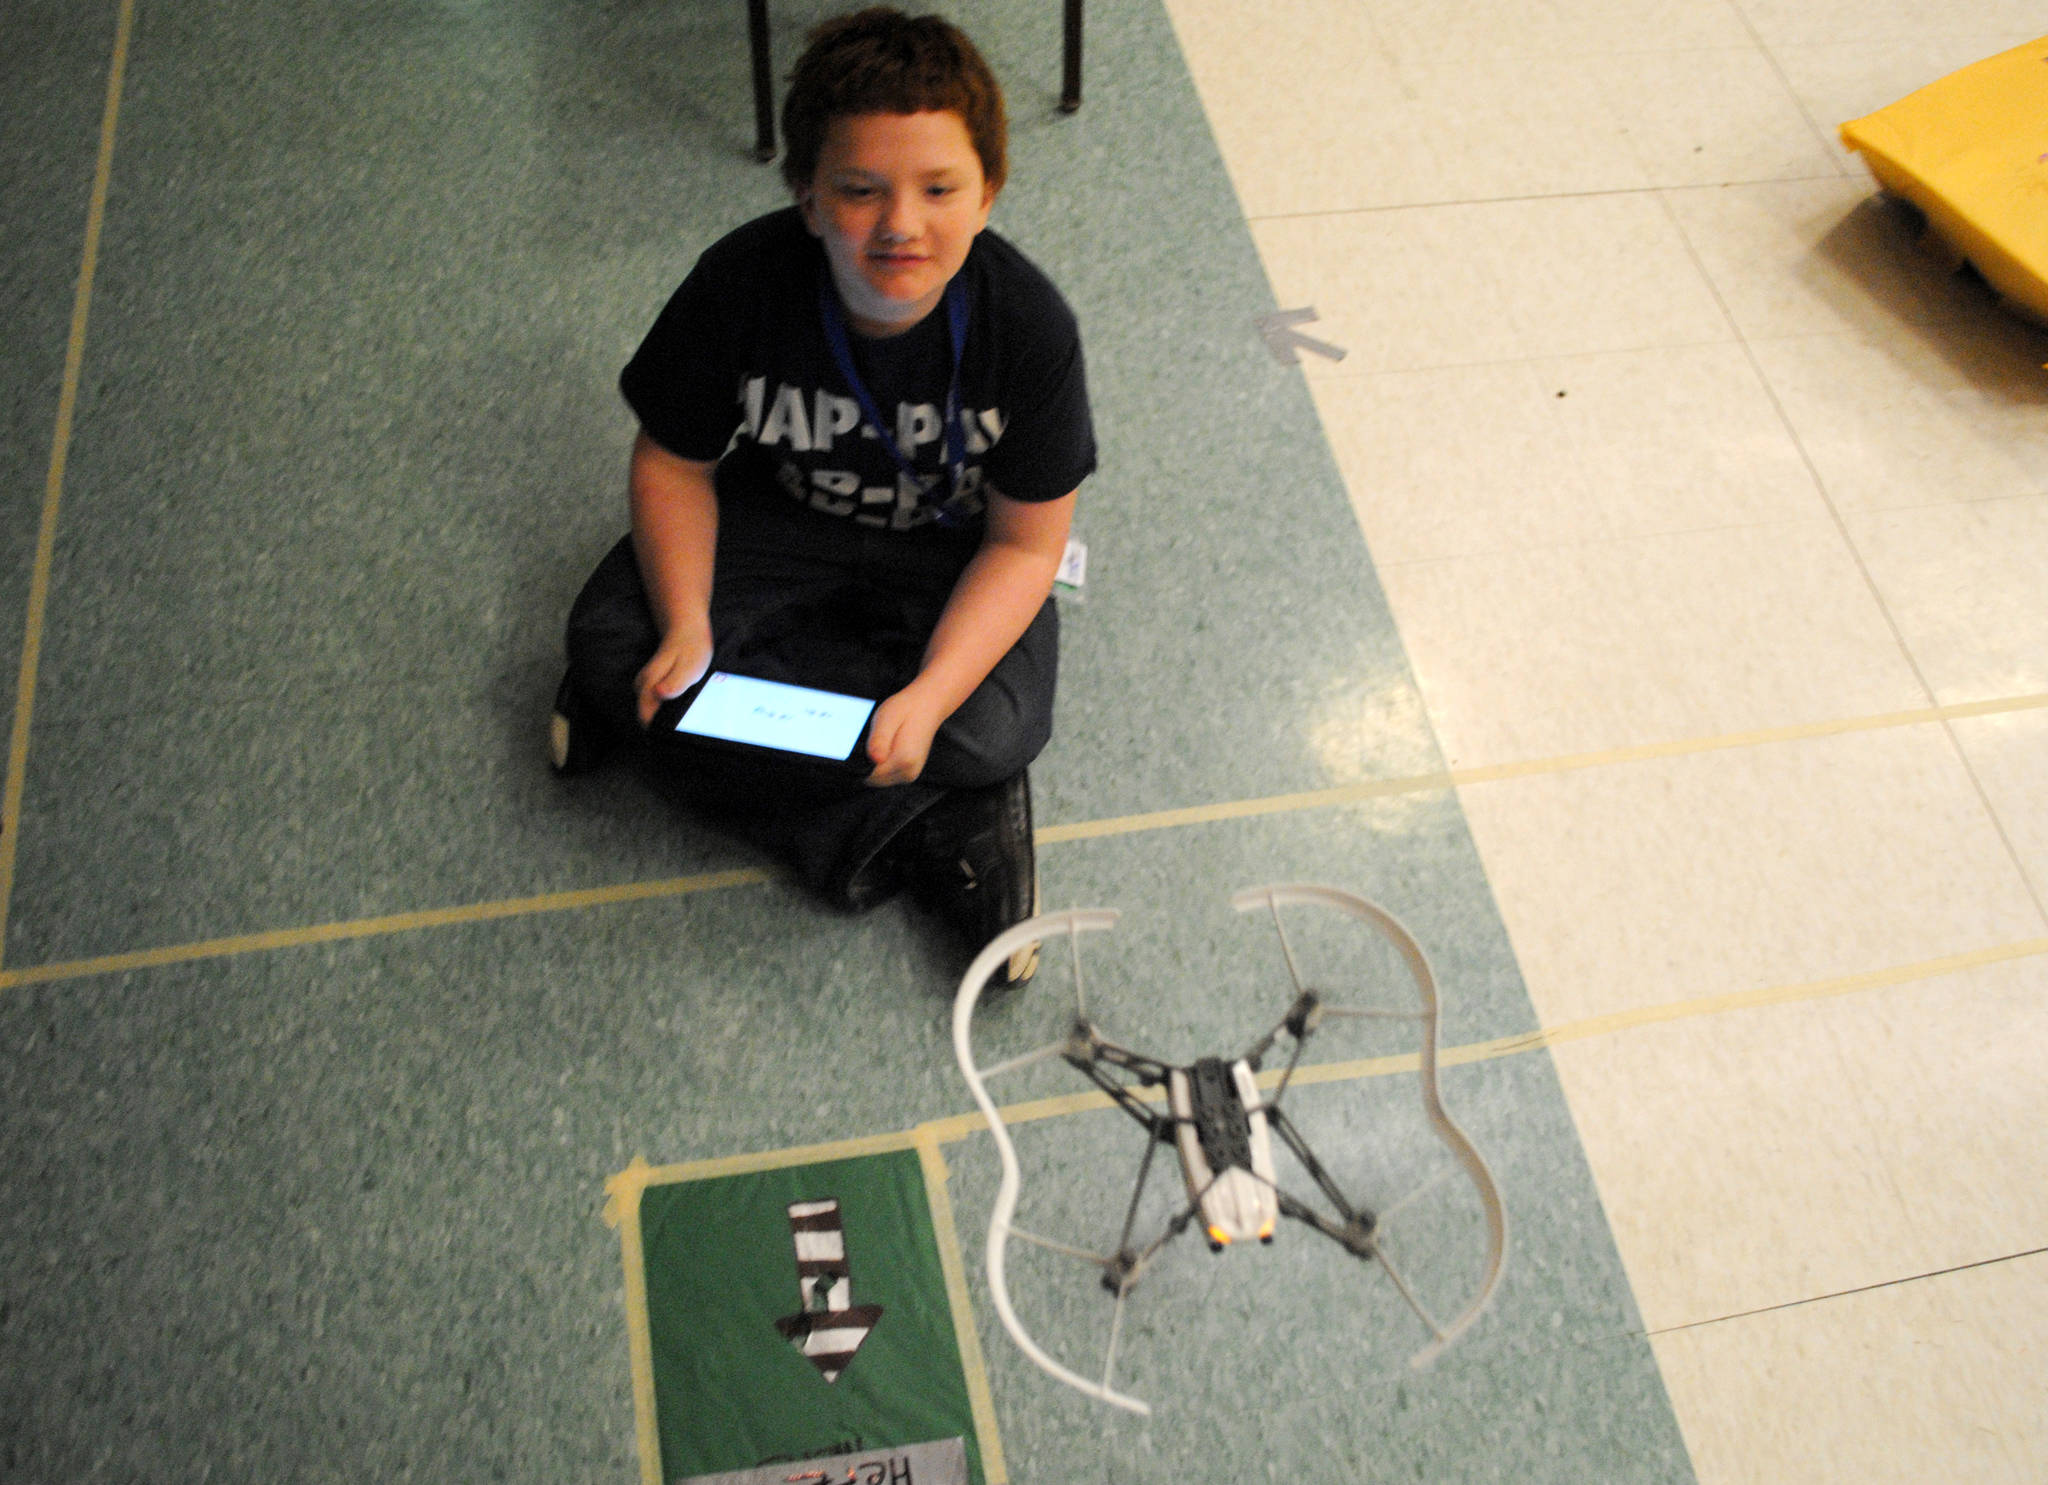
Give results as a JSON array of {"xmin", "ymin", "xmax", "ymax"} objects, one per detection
[{"xmin": 773, "ymin": 1198, "xmax": 884, "ymax": 1383}]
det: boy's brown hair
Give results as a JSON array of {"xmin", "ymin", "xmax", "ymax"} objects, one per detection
[{"xmin": 780, "ymin": 8, "xmax": 1008, "ymax": 195}]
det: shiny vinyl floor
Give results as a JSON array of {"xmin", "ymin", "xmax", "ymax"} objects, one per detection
[{"xmin": 2, "ymin": 0, "xmax": 2043, "ymax": 1480}]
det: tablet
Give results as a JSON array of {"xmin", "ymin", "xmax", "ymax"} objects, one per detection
[{"xmin": 666, "ymin": 671, "xmax": 878, "ymax": 767}]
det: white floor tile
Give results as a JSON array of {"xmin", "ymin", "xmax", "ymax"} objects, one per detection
[
  {"xmin": 1308, "ymin": 362, "xmax": 1577, "ymax": 566},
  {"xmin": 1251, "ymin": 193, "xmax": 1734, "ymax": 377},
  {"xmin": 1163, "ymin": 0, "xmax": 1651, "ymax": 215},
  {"xmin": 1663, "ymin": 178, "xmax": 1992, "ymax": 339},
  {"xmin": 1350, "ymin": 52, "xmax": 1656, "ymax": 210},
  {"xmin": 1729, "ymin": 0, "xmax": 2048, "ymax": 50},
  {"xmin": 1585, "ymin": 46, "xmax": 1842, "ymax": 188},
  {"xmin": 1849, "ymin": 956, "xmax": 2048, "ymax": 1274},
  {"xmin": 1968, "ymin": 334, "xmax": 2048, "ymax": 466},
  {"xmin": 1551, "ymin": 1000, "xmax": 1914, "ymax": 1327},
  {"xmin": 1846, "ymin": 494, "xmax": 2048, "ymax": 706},
  {"xmin": 1750, "ymin": 332, "xmax": 2048, "ymax": 514},
  {"xmin": 1379, "ymin": 520, "xmax": 1924, "ymax": 766},
  {"xmin": 1160, "ymin": 0, "xmax": 1435, "ymax": 219},
  {"xmin": 1249, "ymin": 208, "xmax": 1526, "ymax": 376},
  {"xmin": 1310, "ymin": 345, "xmax": 1825, "ymax": 567},
  {"xmin": 1456, "ymin": 726, "xmax": 2043, "ymax": 1024},
  {"xmin": 1941, "ymin": 1253, "xmax": 2048, "ymax": 1479},
  {"xmin": 1652, "ymin": 1253, "xmax": 2046, "ymax": 1483},
  {"xmin": 1540, "ymin": 345, "xmax": 1826, "ymax": 535},
  {"xmin": 1365, "ymin": 0, "xmax": 1755, "ymax": 65},
  {"xmin": 1553, "ymin": 952, "xmax": 2048, "ymax": 1334},
  {"xmin": 1774, "ymin": 33, "xmax": 2048, "ymax": 137},
  {"xmin": 1951, "ymin": 707, "xmax": 2048, "ymax": 901},
  {"xmin": 1342, "ymin": 0, "xmax": 1581, "ymax": 69},
  {"xmin": 1484, "ymin": 193, "xmax": 1739, "ymax": 357}
]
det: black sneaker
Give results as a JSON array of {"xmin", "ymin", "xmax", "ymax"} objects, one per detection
[
  {"xmin": 548, "ymin": 672, "xmax": 610, "ymax": 776},
  {"xmin": 916, "ymin": 771, "xmax": 1039, "ymax": 987}
]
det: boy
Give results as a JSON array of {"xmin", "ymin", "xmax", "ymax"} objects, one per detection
[{"xmin": 554, "ymin": 8, "xmax": 1095, "ymax": 984}]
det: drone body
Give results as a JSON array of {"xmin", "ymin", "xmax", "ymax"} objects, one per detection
[{"xmin": 1169, "ymin": 1057, "xmax": 1278, "ymax": 1250}]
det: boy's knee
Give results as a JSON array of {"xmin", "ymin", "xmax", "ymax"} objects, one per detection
[
  {"xmin": 922, "ymin": 596, "xmax": 1057, "ymax": 787},
  {"xmin": 564, "ymin": 536, "xmax": 660, "ymax": 731},
  {"xmin": 925, "ymin": 686, "xmax": 1049, "ymax": 789},
  {"xmin": 566, "ymin": 537, "xmax": 651, "ymax": 644}
]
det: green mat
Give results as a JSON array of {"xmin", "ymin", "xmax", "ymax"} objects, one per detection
[{"xmin": 607, "ymin": 1139, "xmax": 1001, "ymax": 1485}]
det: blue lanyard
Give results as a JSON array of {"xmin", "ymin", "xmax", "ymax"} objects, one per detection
[{"xmin": 817, "ymin": 271, "xmax": 972, "ymax": 524}]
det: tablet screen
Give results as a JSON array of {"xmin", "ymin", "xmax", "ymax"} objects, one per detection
[{"xmin": 674, "ymin": 672, "xmax": 877, "ymax": 762}]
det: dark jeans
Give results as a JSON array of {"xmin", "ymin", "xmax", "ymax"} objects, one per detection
[{"xmin": 563, "ymin": 496, "xmax": 1057, "ymax": 906}]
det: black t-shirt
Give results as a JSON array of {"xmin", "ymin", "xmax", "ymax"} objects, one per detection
[{"xmin": 621, "ymin": 208, "xmax": 1095, "ymax": 536}]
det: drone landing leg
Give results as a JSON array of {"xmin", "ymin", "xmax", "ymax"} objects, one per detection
[
  {"xmin": 1262, "ymin": 1023, "xmax": 1313, "ymax": 1113},
  {"xmin": 1007, "ymin": 1225, "xmax": 1113, "ymax": 1266},
  {"xmin": 1071, "ymin": 1049, "xmax": 1171, "ymax": 1137},
  {"xmin": 1372, "ymin": 1235, "xmax": 1449, "ymax": 1345},
  {"xmin": 1111, "ymin": 1192, "xmax": 1208, "ymax": 1294},
  {"xmin": 1274, "ymin": 1194, "xmax": 1378, "ymax": 1267},
  {"xmin": 1104, "ymin": 1119, "xmax": 1171, "ymax": 1293},
  {"xmin": 1375, "ymin": 1162, "xmax": 1461, "ymax": 1228},
  {"xmin": 1100, "ymin": 1288, "xmax": 1131, "ymax": 1395},
  {"xmin": 1267, "ymin": 1106, "xmax": 1375, "ymax": 1234}
]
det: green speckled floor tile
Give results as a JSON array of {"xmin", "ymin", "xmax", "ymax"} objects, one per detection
[
  {"xmin": 0, "ymin": 0, "xmax": 1692, "ymax": 1478},
  {"xmin": 9, "ymin": 0, "xmax": 1437, "ymax": 968}
]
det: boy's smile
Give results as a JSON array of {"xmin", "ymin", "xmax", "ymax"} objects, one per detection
[{"xmin": 800, "ymin": 110, "xmax": 997, "ymax": 337}]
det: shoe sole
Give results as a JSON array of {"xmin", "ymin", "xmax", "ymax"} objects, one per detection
[
  {"xmin": 548, "ymin": 673, "xmax": 609, "ymax": 776},
  {"xmin": 1001, "ymin": 869, "xmax": 1042, "ymax": 987}
]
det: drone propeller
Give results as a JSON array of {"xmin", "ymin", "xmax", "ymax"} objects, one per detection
[
  {"xmin": 1230, "ymin": 885, "xmax": 1508, "ymax": 1366},
  {"xmin": 950, "ymin": 909, "xmax": 1153, "ymax": 1412}
]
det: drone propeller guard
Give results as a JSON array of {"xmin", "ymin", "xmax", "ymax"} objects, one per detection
[{"xmin": 950, "ymin": 884, "xmax": 1508, "ymax": 1415}]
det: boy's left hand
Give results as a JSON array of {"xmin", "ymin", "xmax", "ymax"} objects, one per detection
[{"xmin": 865, "ymin": 687, "xmax": 948, "ymax": 787}]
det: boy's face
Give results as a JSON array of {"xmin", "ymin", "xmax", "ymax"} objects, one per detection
[{"xmin": 800, "ymin": 110, "xmax": 997, "ymax": 337}]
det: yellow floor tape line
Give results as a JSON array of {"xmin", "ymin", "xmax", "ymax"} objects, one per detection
[{"xmin": 0, "ymin": 0, "xmax": 136, "ymax": 961}]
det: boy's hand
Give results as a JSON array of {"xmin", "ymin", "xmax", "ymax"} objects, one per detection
[
  {"xmin": 865, "ymin": 686, "xmax": 948, "ymax": 787},
  {"xmin": 635, "ymin": 623, "xmax": 712, "ymax": 727}
]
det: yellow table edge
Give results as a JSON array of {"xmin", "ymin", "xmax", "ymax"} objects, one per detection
[{"xmin": 1839, "ymin": 35, "xmax": 2048, "ymax": 327}]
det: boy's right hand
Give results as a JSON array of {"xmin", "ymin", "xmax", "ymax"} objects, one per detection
[{"xmin": 635, "ymin": 622, "xmax": 713, "ymax": 726}]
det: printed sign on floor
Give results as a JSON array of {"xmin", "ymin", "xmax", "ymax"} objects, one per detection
[
  {"xmin": 676, "ymin": 1435, "xmax": 969, "ymax": 1485},
  {"xmin": 607, "ymin": 1144, "xmax": 997, "ymax": 1485}
]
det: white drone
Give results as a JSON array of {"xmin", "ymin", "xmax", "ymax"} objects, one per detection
[{"xmin": 951, "ymin": 884, "xmax": 1508, "ymax": 1415}]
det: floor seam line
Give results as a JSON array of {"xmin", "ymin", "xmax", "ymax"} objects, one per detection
[
  {"xmin": 1644, "ymin": 1246, "xmax": 2048, "ymax": 1334},
  {"xmin": 6, "ymin": 691, "xmax": 2045, "ymax": 990},
  {"xmin": 1241, "ymin": 174, "xmax": 1851, "ymax": 225}
]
